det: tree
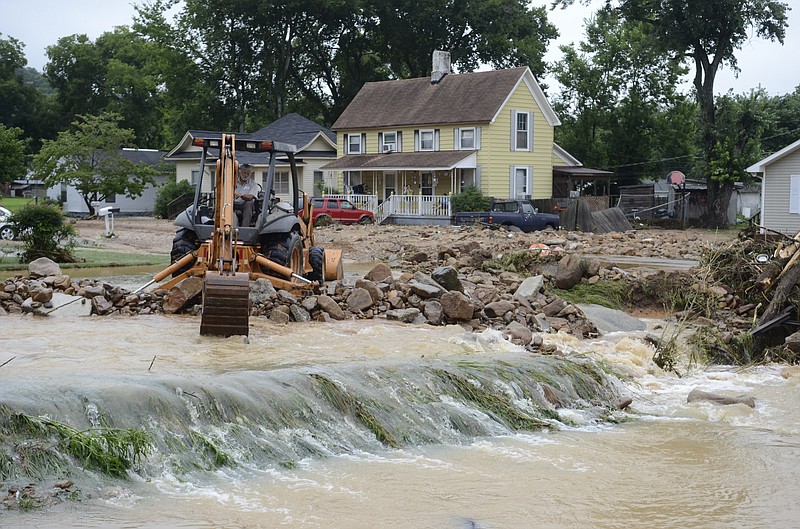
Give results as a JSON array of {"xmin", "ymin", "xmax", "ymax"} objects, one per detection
[
  {"xmin": 33, "ymin": 113, "xmax": 157, "ymax": 215},
  {"xmin": 44, "ymin": 28, "xmax": 167, "ymax": 147},
  {"xmin": 552, "ymin": 7, "xmax": 691, "ymax": 185},
  {"xmin": 0, "ymin": 124, "xmax": 27, "ymax": 185},
  {"xmin": 554, "ymin": 0, "xmax": 789, "ymax": 227}
]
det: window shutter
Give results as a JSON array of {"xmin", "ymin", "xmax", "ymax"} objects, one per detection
[
  {"xmin": 791, "ymin": 175, "xmax": 800, "ymax": 214},
  {"xmin": 454, "ymin": 128, "xmax": 460, "ymax": 150},
  {"xmin": 510, "ymin": 111, "xmax": 516, "ymax": 151},
  {"xmin": 361, "ymin": 133, "xmax": 367, "ymax": 153},
  {"xmin": 378, "ymin": 132, "xmax": 383, "ymax": 152},
  {"xmin": 528, "ymin": 111, "xmax": 534, "ymax": 152},
  {"xmin": 397, "ymin": 131, "xmax": 402, "ymax": 152},
  {"xmin": 343, "ymin": 133, "xmax": 349, "ymax": 154},
  {"xmin": 509, "ymin": 166, "xmax": 516, "ymax": 198},
  {"xmin": 434, "ymin": 129, "xmax": 440, "ymax": 151},
  {"xmin": 475, "ymin": 127, "xmax": 482, "ymax": 150},
  {"xmin": 414, "ymin": 130, "xmax": 420, "ymax": 151},
  {"xmin": 475, "ymin": 166, "xmax": 482, "ymax": 189},
  {"xmin": 528, "ymin": 166, "xmax": 534, "ymax": 196}
]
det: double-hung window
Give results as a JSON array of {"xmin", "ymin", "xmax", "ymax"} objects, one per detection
[
  {"xmin": 274, "ymin": 171, "xmax": 290, "ymax": 195},
  {"xmin": 347, "ymin": 134, "xmax": 363, "ymax": 154},
  {"xmin": 512, "ymin": 111, "xmax": 532, "ymax": 151},
  {"xmin": 460, "ymin": 128, "xmax": 475, "ymax": 149},
  {"xmin": 420, "ymin": 130, "xmax": 435, "ymax": 151},
  {"xmin": 382, "ymin": 131, "xmax": 397, "ymax": 152}
]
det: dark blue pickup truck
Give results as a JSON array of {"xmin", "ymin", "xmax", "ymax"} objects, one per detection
[{"xmin": 453, "ymin": 200, "xmax": 561, "ymax": 232}]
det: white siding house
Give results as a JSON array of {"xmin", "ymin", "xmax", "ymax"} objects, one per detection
[
  {"xmin": 747, "ymin": 138, "xmax": 800, "ymax": 235},
  {"xmin": 47, "ymin": 148, "xmax": 172, "ymax": 216}
]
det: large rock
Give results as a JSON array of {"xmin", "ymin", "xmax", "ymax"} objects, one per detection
[
  {"xmin": 423, "ymin": 300, "xmax": 443, "ymax": 325},
  {"xmin": 163, "ymin": 277, "xmax": 203, "ymax": 314},
  {"xmin": 365, "ymin": 263, "xmax": 393, "ymax": 282},
  {"xmin": 555, "ymin": 254, "xmax": 586, "ymax": 290},
  {"xmin": 505, "ymin": 321, "xmax": 533, "ymax": 345},
  {"xmin": 514, "ymin": 275, "xmax": 544, "ymax": 303},
  {"xmin": 30, "ymin": 285, "xmax": 53, "ymax": 303},
  {"xmin": 346, "ymin": 287, "xmax": 374, "ymax": 312},
  {"xmin": 91, "ymin": 296, "xmax": 114, "ymax": 315},
  {"xmin": 386, "ymin": 308, "xmax": 421, "ymax": 323},
  {"xmin": 28, "ymin": 257, "xmax": 62, "ymax": 278},
  {"xmin": 431, "ymin": 266, "xmax": 463, "ymax": 292},
  {"xmin": 250, "ymin": 278, "xmax": 277, "ymax": 304},
  {"xmin": 290, "ymin": 304, "xmax": 312, "ymax": 322},
  {"xmin": 355, "ymin": 279, "xmax": 384, "ymax": 302},
  {"xmin": 440, "ymin": 291, "xmax": 475, "ymax": 321},
  {"xmin": 318, "ymin": 295, "xmax": 345, "ymax": 320},
  {"xmin": 484, "ymin": 300, "xmax": 515, "ymax": 319},
  {"xmin": 687, "ymin": 388, "xmax": 755, "ymax": 408},
  {"xmin": 408, "ymin": 280, "xmax": 443, "ymax": 299}
]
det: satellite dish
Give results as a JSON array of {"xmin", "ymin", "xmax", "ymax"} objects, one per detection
[{"xmin": 667, "ymin": 170, "xmax": 685, "ymax": 185}]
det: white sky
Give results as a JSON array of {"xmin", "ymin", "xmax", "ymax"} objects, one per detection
[{"xmin": 1, "ymin": 0, "xmax": 798, "ymax": 97}]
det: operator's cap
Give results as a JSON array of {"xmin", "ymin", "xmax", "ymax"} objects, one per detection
[{"xmin": 241, "ymin": 163, "xmax": 252, "ymax": 169}]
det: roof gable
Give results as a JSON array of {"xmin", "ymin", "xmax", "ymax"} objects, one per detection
[
  {"xmin": 251, "ymin": 113, "xmax": 336, "ymax": 150},
  {"xmin": 747, "ymin": 138, "xmax": 800, "ymax": 173},
  {"xmin": 332, "ymin": 67, "xmax": 559, "ymax": 130}
]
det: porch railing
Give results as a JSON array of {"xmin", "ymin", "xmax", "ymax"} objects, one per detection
[
  {"xmin": 323, "ymin": 194, "xmax": 378, "ymax": 213},
  {"xmin": 374, "ymin": 194, "xmax": 452, "ymax": 224}
]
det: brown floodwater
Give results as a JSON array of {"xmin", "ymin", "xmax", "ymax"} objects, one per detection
[{"xmin": 2, "ymin": 279, "xmax": 800, "ymax": 528}]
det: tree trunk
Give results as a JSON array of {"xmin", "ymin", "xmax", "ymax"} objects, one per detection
[{"xmin": 707, "ymin": 179, "xmax": 734, "ymax": 228}]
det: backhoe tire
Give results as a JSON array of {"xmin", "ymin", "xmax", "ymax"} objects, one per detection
[
  {"xmin": 307, "ymin": 246, "xmax": 326, "ymax": 286},
  {"xmin": 262, "ymin": 232, "xmax": 304, "ymax": 278},
  {"xmin": 170, "ymin": 229, "xmax": 200, "ymax": 277}
]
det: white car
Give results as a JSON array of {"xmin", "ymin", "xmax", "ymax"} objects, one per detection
[{"xmin": 0, "ymin": 206, "xmax": 15, "ymax": 240}]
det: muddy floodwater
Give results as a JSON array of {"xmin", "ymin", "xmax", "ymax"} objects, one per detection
[{"xmin": 3, "ymin": 298, "xmax": 800, "ymax": 528}]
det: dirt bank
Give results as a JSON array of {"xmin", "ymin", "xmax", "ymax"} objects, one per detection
[{"xmin": 72, "ymin": 217, "xmax": 738, "ymax": 265}]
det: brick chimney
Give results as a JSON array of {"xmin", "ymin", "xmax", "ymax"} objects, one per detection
[{"xmin": 431, "ymin": 50, "xmax": 451, "ymax": 84}]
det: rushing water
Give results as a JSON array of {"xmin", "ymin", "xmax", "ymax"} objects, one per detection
[{"xmin": 2, "ymin": 287, "xmax": 800, "ymax": 528}]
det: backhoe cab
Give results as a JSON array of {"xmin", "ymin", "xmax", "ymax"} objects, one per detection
[{"xmin": 140, "ymin": 134, "xmax": 342, "ymax": 337}]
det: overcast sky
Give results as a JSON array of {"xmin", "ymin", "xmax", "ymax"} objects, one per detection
[{"xmin": 2, "ymin": 0, "xmax": 798, "ymax": 97}]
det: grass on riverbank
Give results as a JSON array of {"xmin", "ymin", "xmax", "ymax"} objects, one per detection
[{"xmin": 0, "ymin": 243, "xmax": 168, "ymax": 272}]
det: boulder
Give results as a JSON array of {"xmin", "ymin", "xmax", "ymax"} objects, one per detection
[
  {"xmin": 505, "ymin": 321, "xmax": 533, "ymax": 345},
  {"xmin": 346, "ymin": 287, "xmax": 374, "ymax": 312},
  {"xmin": 163, "ymin": 277, "xmax": 203, "ymax": 314},
  {"xmin": 91, "ymin": 296, "xmax": 114, "ymax": 315},
  {"xmin": 484, "ymin": 300, "xmax": 515, "ymax": 319},
  {"xmin": 687, "ymin": 388, "xmax": 756, "ymax": 408},
  {"xmin": 408, "ymin": 280, "xmax": 443, "ymax": 299},
  {"xmin": 250, "ymin": 278, "xmax": 277, "ymax": 304},
  {"xmin": 423, "ymin": 300, "xmax": 443, "ymax": 325},
  {"xmin": 290, "ymin": 304, "xmax": 312, "ymax": 322},
  {"xmin": 440, "ymin": 291, "xmax": 475, "ymax": 321},
  {"xmin": 30, "ymin": 285, "xmax": 53, "ymax": 304},
  {"xmin": 386, "ymin": 308, "xmax": 421, "ymax": 323},
  {"xmin": 82, "ymin": 284, "xmax": 107, "ymax": 299},
  {"xmin": 355, "ymin": 279, "xmax": 384, "ymax": 302},
  {"xmin": 269, "ymin": 309, "xmax": 290, "ymax": 324},
  {"xmin": 317, "ymin": 295, "xmax": 345, "ymax": 320},
  {"xmin": 555, "ymin": 254, "xmax": 586, "ymax": 290},
  {"xmin": 431, "ymin": 266, "xmax": 463, "ymax": 292},
  {"xmin": 365, "ymin": 262, "xmax": 393, "ymax": 282},
  {"xmin": 28, "ymin": 257, "xmax": 62, "ymax": 278},
  {"xmin": 514, "ymin": 275, "xmax": 544, "ymax": 303}
]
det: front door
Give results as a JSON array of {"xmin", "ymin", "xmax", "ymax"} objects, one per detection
[{"xmin": 384, "ymin": 172, "xmax": 396, "ymax": 199}]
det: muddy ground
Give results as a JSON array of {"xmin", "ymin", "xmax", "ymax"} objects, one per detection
[{"xmin": 71, "ymin": 216, "xmax": 738, "ymax": 266}]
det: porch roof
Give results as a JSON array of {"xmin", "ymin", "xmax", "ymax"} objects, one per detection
[{"xmin": 320, "ymin": 151, "xmax": 477, "ymax": 171}]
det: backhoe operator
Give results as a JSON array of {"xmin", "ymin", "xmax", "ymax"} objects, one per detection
[{"xmin": 234, "ymin": 163, "xmax": 258, "ymax": 226}]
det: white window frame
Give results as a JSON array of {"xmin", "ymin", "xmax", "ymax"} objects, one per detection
[
  {"xmin": 347, "ymin": 134, "xmax": 363, "ymax": 154},
  {"xmin": 274, "ymin": 170, "xmax": 290, "ymax": 195},
  {"xmin": 510, "ymin": 166, "xmax": 531, "ymax": 199},
  {"xmin": 381, "ymin": 131, "xmax": 397, "ymax": 153},
  {"xmin": 459, "ymin": 127, "xmax": 476, "ymax": 150},
  {"xmin": 512, "ymin": 111, "xmax": 532, "ymax": 152},
  {"xmin": 791, "ymin": 174, "xmax": 800, "ymax": 214},
  {"xmin": 419, "ymin": 129, "xmax": 435, "ymax": 151}
]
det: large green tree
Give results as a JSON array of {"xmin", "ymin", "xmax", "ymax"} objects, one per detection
[
  {"xmin": 552, "ymin": 7, "xmax": 693, "ymax": 185},
  {"xmin": 45, "ymin": 28, "xmax": 167, "ymax": 147},
  {"xmin": 33, "ymin": 113, "xmax": 157, "ymax": 215},
  {"xmin": 555, "ymin": 0, "xmax": 789, "ymax": 227},
  {"xmin": 0, "ymin": 124, "xmax": 27, "ymax": 185}
]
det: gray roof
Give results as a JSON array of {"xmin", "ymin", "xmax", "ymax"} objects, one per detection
[
  {"xmin": 250, "ymin": 113, "xmax": 336, "ymax": 146},
  {"xmin": 332, "ymin": 68, "xmax": 531, "ymax": 130},
  {"xmin": 119, "ymin": 148, "xmax": 169, "ymax": 164}
]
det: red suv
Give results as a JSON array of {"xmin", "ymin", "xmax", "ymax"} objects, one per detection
[{"xmin": 312, "ymin": 197, "xmax": 374, "ymax": 225}]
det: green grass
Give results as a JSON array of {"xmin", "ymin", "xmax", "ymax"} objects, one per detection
[
  {"xmin": 0, "ymin": 246, "xmax": 168, "ymax": 271},
  {"xmin": 0, "ymin": 197, "xmax": 36, "ymax": 213},
  {"xmin": 546, "ymin": 280, "xmax": 630, "ymax": 310}
]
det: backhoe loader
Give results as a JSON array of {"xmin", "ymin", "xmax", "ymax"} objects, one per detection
[{"xmin": 137, "ymin": 134, "xmax": 343, "ymax": 337}]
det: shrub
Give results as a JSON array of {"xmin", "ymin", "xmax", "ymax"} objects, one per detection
[
  {"xmin": 450, "ymin": 186, "xmax": 491, "ymax": 213},
  {"xmin": 154, "ymin": 178, "xmax": 194, "ymax": 218},
  {"xmin": 11, "ymin": 203, "xmax": 75, "ymax": 262}
]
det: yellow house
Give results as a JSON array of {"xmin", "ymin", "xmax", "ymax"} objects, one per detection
[{"xmin": 321, "ymin": 52, "xmax": 564, "ymax": 224}]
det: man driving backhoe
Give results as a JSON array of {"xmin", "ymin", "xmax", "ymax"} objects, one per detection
[{"xmin": 234, "ymin": 163, "xmax": 258, "ymax": 226}]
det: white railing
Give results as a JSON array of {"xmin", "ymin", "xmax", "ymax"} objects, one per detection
[
  {"xmin": 374, "ymin": 194, "xmax": 452, "ymax": 224},
  {"xmin": 323, "ymin": 194, "xmax": 378, "ymax": 213}
]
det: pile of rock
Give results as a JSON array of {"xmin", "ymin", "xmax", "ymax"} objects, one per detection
[{"xmin": 2, "ymin": 255, "xmax": 599, "ymax": 349}]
